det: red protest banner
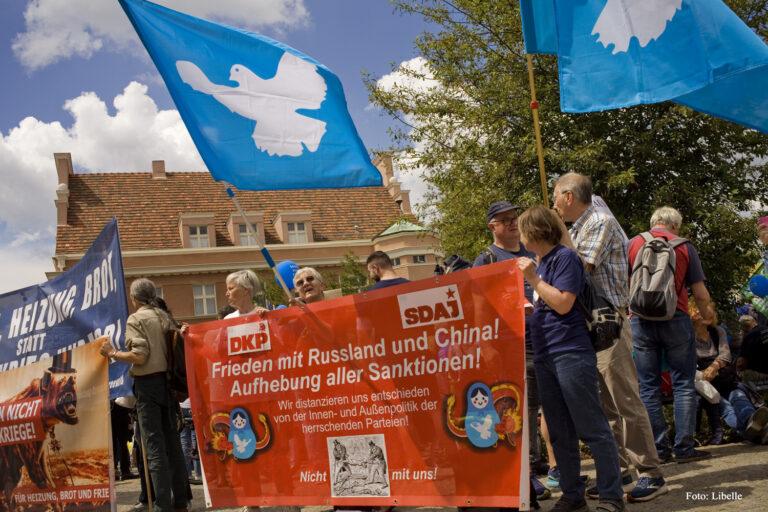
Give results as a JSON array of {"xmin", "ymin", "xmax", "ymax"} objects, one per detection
[{"xmin": 187, "ymin": 260, "xmax": 528, "ymax": 509}]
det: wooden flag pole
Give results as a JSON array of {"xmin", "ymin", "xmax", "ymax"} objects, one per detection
[
  {"xmin": 526, "ymin": 54, "xmax": 549, "ymax": 206},
  {"xmin": 224, "ymin": 183, "xmax": 294, "ymax": 303}
]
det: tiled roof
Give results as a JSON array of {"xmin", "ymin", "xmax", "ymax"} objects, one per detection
[{"xmin": 55, "ymin": 172, "xmax": 406, "ymax": 253}]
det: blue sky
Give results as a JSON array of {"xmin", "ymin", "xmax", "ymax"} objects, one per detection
[{"xmin": 0, "ymin": 0, "xmax": 432, "ymax": 293}]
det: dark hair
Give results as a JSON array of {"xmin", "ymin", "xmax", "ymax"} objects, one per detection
[
  {"xmin": 518, "ymin": 206, "xmax": 563, "ymax": 246},
  {"xmin": 366, "ymin": 250, "xmax": 393, "ymax": 268},
  {"xmin": 471, "ymin": 388, "xmax": 489, "ymax": 399}
]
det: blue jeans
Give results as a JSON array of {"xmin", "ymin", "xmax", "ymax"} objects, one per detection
[
  {"xmin": 535, "ymin": 351, "xmax": 622, "ymax": 502},
  {"xmin": 720, "ymin": 388, "xmax": 757, "ymax": 434},
  {"xmin": 631, "ymin": 312, "xmax": 697, "ymax": 457},
  {"xmin": 180, "ymin": 408, "xmax": 201, "ymax": 478}
]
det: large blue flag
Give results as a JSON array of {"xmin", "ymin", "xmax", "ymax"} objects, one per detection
[
  {"xmin": 521, "ymin": 0, "xmax": 768, "ymax": 133},
  {"xmin": 520, "ymin": 0, "xmax": 557, "ymax": 54},
  {"xmin": 119, "ymin": 0, "xmax": 382, "ymax": 190},
  {"xmin": 0, "ymin": 219, "xmax": 131, "ymax": 398}
]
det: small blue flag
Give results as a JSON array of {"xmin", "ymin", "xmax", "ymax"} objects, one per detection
[
  {"xmin": 553, "ymin": 0, "xmax": 768, "ymax": 132},
  {"xmin": 119, "ymin": 0, "xmax": 382, "ymax": 190},
  {"xmin": 519, "ymin": 0, "xmax": 557, "ymax": 54}
]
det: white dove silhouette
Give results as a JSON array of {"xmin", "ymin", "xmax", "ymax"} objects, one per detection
[
  {"xmin": 470, "ymin": 414, "xmax": 494, "ymax": 440},
  {"xmin": 176, "ymin": 52, "xmax": 328, "ymax": 157},
  {"xmin": 233, "ymin": 433, "xmax": 252, "ymax": 454},
  {"xmin": 592, "ymin": 0, "xmax": 683, "ymax": 54}
]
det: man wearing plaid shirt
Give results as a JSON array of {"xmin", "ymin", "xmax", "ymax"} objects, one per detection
[{"xmin": 553, "ymin": 173, "xmax": 667, "ymax": 503}]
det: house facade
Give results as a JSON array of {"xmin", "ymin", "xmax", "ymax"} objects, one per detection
[{"xmin": 50, "ymin": 153, "xmax": 440, "ymax": 321}]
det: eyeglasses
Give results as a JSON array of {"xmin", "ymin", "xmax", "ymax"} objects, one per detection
[
  {"xmin": 295, "ymin": 275, "xmax": 315, "ymax": 287},
  {"xmin": 490, "ymin": 217, "xmax": 517, "ymax": 226}
]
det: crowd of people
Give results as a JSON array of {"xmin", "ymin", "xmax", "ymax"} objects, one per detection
[{"xmin": 96, "ymin": 172, "xmax": 768, "ymax": 512}]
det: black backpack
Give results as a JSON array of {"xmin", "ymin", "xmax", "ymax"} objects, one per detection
[
  {"xmin": 442, "ymin": 254, "xmax": 472, "ymax": 273},
  {"xmin": 165, "ymin": 325, "xmax": 188, "ymax": 402},
  {"xmin": 576, "ymin": 274, "xmax": 623, "ymax": 352}
]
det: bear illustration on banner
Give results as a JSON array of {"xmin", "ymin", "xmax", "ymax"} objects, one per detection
[
  {"xmin": 0, "ymin": 353, "xmax": 79, "ymax": 511},
  {"xmin": 445, "ymin": 381, "xmax": 523, "ymax": 449},
  {"xmin": 206, "ymin": 409, "xmax": 271, "ymax": 462}
]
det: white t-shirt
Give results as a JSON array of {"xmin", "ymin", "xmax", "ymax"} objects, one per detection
[{"xmin": 224, "ymin": 307, "xmax": 259, "ymax": 319}]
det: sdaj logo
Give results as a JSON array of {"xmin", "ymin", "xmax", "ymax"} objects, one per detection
[
  {"xmin": 397, "ymin": 285, "xmax": 464, "ymax": 329},
  {"xmin": 227, "ymin": 321, "xmax": 271, "ymax": 356}
]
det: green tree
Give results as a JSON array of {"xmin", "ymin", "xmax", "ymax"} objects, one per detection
[
  {"xmin": 368, "ymin": 0, "xmax": 768, "ymax": 312},
  {"xmin": 338, "ymin": 252, "xmax": 369, "ymax": 295}
]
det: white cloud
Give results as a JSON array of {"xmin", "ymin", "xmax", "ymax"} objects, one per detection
[
  {"xmin": 0, "ymin": 82, "xmax": 202, "ymax": 293},
  {"xmin": 374, "ymin": 57, "xmax": 440, "ymax": 213},
  {"xmin": 0, "ymin": 243, "xmax": 56, "ymax": 295},
  {"xmin": 13, "ymin": 0, "xmax": 310, "ymax": 71}
]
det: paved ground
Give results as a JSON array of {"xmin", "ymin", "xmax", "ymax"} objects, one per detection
[{"xmin": 115, "ymin": 442, "xmax": 767, "ymax": 512}]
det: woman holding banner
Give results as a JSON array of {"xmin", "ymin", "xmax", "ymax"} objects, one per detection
[
  {"xmin": 224, "ymin": 269, "xmax": 269, "ymax": 318},
  {"xmin": 99, "ymin": 278, "xmax": 189, "ymax": 512}
]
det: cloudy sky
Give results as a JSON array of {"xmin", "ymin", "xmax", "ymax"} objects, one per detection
[{"xmin": 0, "ymin": 0, "xmax": 433, "ymax": 294}]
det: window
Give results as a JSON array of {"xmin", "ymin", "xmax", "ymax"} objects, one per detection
[
  {"xmin": 392, "ymin": 257, "xmax": 401, "ymax": 267},
  {"xmin": 287, "ymin": 222, "xmax": 308, "ymax": 244},
  {"xmin": 412, "ymin": 255, "xmax": 427, "ymax": 264},
  {"xmin": 238, "ymin": 224, "xmax": 258, "ymax": 246},
  {"xmin": 193, "ymin": 284, "xmax": 216, "ymax": 316},
  {"xmin": 188, "ymin": 225, "xmax": 209, "ymax": 248},
  {"xmin": 155, "ymin": 286, "xmax": 164, "ymax": 299}
]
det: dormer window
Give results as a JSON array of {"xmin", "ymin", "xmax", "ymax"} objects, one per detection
[
  {"xmin": 179, "ymin": 213, "xmax": 216, "ymax": 249},
  {"xmin": 189, "ymin": 225, "xmax": 209, "ymax": 248},
  {"xmin": 273, "ymin": 210, "xmax": 313, "ymax": 244},
  {"xmin": 228, "ymin": 212, "xmax": 264, "ymax": 247},
  {"xmin": 287, "ymin": 222, "xmax": 308, "ymax": 244},
  {"xmin": 238, "ymin": 224, "xmax": 259, "ymax": 246}
]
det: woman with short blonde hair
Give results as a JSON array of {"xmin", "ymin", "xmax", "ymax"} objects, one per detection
[{"xmin": 225, "ymin": 269, "xmax": 266, "ymax": 318}]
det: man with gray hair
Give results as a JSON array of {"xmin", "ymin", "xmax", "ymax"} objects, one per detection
[
  {"xmin": 553, "ymin": 172, "xmax": 666, "ymax": 502},
  {"xmin": 628, "ymin": 206, "xmax": 714, "ymax": 465}
]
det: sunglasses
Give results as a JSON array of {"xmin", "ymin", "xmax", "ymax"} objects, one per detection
[{"xmin": 295, "ymin": 275, "xmax": 316, "ymax": 287}]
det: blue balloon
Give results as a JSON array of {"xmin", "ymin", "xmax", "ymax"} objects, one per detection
[
  {"xmin": 749, "ymin": 274, "xmax": 768, "ymax": 298},
  {"xmin": 276, "ymin": 260, "xmax": 300, "ymax": 290}
]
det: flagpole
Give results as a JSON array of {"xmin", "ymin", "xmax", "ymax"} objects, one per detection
[
  {"xmin": 526, "ymin": 54, "xmax": 549, "ymax": 206},
  {"xmin": 223, "ymin": 183, "xmax": 294, "ymax": 303}
]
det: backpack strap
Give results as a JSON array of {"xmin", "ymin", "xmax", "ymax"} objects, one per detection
[
  {"xmin": 482, "ymin": 248, "xmax": 497, "ymax": 265},
  {"xmin": 668, "ymin": 237, "xmax": 688, "ymax": 248},
  {"xmin": 640, "ymin": 231, "xmax": 654, "ymax": 243}
]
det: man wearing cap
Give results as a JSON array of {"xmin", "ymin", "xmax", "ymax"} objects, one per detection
[{"xmin": 473, "ymin": 201, "xmax": 552, "ymax": 486}]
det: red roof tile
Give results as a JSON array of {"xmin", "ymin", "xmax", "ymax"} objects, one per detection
[{"xmin": 56, "ymin": 172, "xmax": 405, "ymax": 253}]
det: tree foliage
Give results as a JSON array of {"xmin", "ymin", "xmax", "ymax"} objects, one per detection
[
  {"xmin": 338, "ymin": 252, "xmax": 369, "ymax": 295},
  {"xmin": 367, "ymin": 0, "xmax": 768, "ymax": 311}
]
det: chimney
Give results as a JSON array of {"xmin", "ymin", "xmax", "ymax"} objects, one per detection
[
  {"xmin": 152, "ymin": 160, "xmax": 166, "ymax": 179},
  {"xmin": 373, "ymin": 153, "xmax": 394, "ymax": 186},
  {"xmin": 54, "ymin": 153, "xmax": 73, "ymax": 226}
]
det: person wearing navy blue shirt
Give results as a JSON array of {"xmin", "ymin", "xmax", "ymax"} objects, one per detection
[
  {"xmin": 366, "ymin": 251, "xmax": 410, "ymax": 290},
  {"xmin": 472, "ymin": 200, "xmax": 556, "ymax": 482},
  {"xmin": 517, "ymin": 206, "xmax": 623, "ymax": 512}
]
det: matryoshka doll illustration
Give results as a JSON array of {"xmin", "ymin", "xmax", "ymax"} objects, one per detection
[
  {"xmin": 229, "ymin": 407, "xmax": 257, "ymax": 460},
  {"xmin": 465, "ymin": 382, "xmax": 501, "ymax": 448}
]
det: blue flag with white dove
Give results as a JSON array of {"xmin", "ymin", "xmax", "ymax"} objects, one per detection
[
  {"xmin": 119, "ymin": 0, "xmax": 382, "ymax": 190},
  {"xmin": 519, "ymin": 0, "xmax": 768, "ymax": 133}
]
